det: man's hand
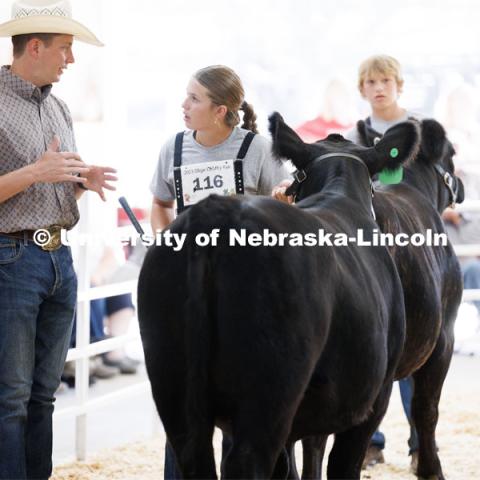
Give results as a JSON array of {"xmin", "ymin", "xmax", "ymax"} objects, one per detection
[
  {"xmin": 32, "ymin": 136, "xmax": 90, "ymax": 184},
  {"xmin": 82, "ymin": 165, "xmax": 118, "ymax": 201},
  {"xmin": 272, "ymin": 179, "xmax": 294, "ymax": 204}
]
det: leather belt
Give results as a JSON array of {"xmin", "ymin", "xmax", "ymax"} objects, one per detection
[
  {"xmin": 0, "ymin": 230, "xmax": 36, "ymax": 240},
  {"xmin": 0, "ymin": 225, "xmax": 64, "ymax": 251}
]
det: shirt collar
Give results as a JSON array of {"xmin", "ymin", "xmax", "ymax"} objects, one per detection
[{"xmin": 0, "ymin": 65, "xmax": 52, "ymax": 102}]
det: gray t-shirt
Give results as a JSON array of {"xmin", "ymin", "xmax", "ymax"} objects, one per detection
[
  {"xmin": 150, "ymin": 126, "xmax": 289, "ymax": 202},
  {"xmin": 345, "ymin": 110, "xmax": 421, "ymax": 144}
]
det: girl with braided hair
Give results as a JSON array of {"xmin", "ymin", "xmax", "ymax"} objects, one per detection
[{"xmin": 150, "ymin": 64, "xmax": 289, "ymax": 233}]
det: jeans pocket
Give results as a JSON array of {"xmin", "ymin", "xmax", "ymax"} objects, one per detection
[{"xmin": 0, "ymin": 238, "xmax": 24, "ymax": 264}]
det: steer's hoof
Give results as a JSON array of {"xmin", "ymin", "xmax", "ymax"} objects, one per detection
[{"xmin": 362, "ymin": 446, "xmax": 385, "ymax": 469}]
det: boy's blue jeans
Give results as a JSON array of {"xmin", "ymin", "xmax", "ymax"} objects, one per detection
[
  {"xmin": 371, "ymin": 377, "xmax": 419, "ymax": 454},
  {"xmin": 0, "ymin": 236, "xmax": 77, "ymax": 479}
]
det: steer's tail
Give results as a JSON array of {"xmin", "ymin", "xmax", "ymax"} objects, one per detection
[{"xmin": 181, "ymin": 212, "xmax": 217, "ymax": 476}]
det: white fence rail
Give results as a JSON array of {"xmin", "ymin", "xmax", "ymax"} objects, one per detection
[{"xmin": 53, "ymin": 210, "xmax": 152, "ymax": 461}]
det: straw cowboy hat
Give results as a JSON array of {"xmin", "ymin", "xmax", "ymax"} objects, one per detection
[{"xmin": 0, "ymin": 0, "xmax": 103, "ymax": 46}]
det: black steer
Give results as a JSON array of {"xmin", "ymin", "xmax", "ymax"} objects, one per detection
[
  {"xmin": 368, "ymin": 119, "xmax": 464, "ymax": 480},
  {"xmin": 302, "ymin": 119, "xmax": 465, "ymax": 480},
  {"xmin": 137, "ymin": 113, "xmax": 420, "ymax": 479}
]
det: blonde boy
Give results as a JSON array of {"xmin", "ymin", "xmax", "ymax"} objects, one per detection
[
  {"xmin": 346, "ymin": 55, "xmax": 417, "ymax": 145},
  {"xmin": 347, "ymin": 55, "xmax": 419, "ymax": 469}
]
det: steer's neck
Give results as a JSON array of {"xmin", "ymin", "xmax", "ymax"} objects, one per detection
[
  {"xmin": 402, "ymin": 165, "xmax": 449, "ymax": 213},
  {"xmin": 310, "ymin": 170, "xmax": 375, "ymax": 219}
]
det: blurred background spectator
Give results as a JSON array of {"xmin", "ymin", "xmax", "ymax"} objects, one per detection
[
  {"xmin": 295, "ymin": 78, "xmax": 358, "ymax": 142},
  {"xmin": 439, "ymin": 82, "xmax": 480, "ymax": 354}
]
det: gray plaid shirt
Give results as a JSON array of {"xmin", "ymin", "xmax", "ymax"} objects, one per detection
[{"xmin": 0, "ymin": 65, "xmax": 79, "ymax": 232}]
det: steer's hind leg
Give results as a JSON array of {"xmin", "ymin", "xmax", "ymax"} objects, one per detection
[
  {"xmin": 221, "ymin": 376, "xmax": 311, "ymax": 480},
  {"xmin": 326, "ymin": 383, "xmax": 392, "ymax": 480},
  {"xmin": 151, "ymin": 382, "xmax": 217, "ymax": 479},
  {"xmin": 171, "ymin": 429, "xmax": 217, "ymax": 479},
  {"xmin": 411, "ymin": 335, "xmax": 453, "ymax": 480},
  {"xmin": 146, "ymin": 350, "xmax": 217, "ymax": 479},
  {"xmin": 221, "ymin": 410, "xmax": 295, "ymax": 479},
  {"xmin": 302, "ymin": 435, "xmax": 328, "ymax": 479},
  {"xmin": 271, "ymin": 447, "xmax": 291, "ymax": 480}
]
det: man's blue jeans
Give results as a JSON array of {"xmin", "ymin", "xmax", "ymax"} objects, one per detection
[{"xmin": 0, "ymin": 236, "xmax": 77, "ymax": 479}]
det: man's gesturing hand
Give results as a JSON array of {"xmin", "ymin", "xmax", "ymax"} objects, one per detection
[
  {"xmin": 82, "ymin": 166, "xmax": 118, "ymax": 201},
  {"xmin": 32, "ymin": 136, "xmax": 90, "ymax": 184}
]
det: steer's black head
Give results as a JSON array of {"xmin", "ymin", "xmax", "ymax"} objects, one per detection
[
  {"xmin": 269, "ymin": 112, "xmax": 420, "ymax": 208},
  {"xmin": 358, "ymin": 117, "xmax": 464, "ymax": 211},
  {"xmin": 414, "ymin": 119, "xmax": 465, "ymax": 210}
]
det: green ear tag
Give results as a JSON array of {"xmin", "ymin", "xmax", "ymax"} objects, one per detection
[
  {"xmin": 390, "ymin": 147, "xmax": 399, "ymax": 158},
  {"xmin": 379, "ymin": 167, "xmax": 403, "ymax": 184}
]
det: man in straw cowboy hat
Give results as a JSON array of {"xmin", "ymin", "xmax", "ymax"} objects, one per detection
[{"xmin": 0, "ymin": 1, "xmax": 115, "ymax": 478}]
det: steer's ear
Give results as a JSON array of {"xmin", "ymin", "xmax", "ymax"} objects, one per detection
[
  {"xmin": 365, "ymin": 121, "xmax": 420, "ymax": 175},
  {"xmin": 418, "ymin": 119, "xmax": 447, "ymax": 164},
  {"xmin": 268, "ymin": 112, "xmax": 310, "ymax": 169}
]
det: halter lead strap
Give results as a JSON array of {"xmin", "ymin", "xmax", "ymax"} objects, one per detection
[{"xmin": 433, "ymin": 163, "xmax": 459, "ymax": 207}]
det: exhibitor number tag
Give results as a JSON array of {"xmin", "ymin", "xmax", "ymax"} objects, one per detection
[{"xmin": 180, "ymin": 160, "xmax": 236, "ymax": 206}]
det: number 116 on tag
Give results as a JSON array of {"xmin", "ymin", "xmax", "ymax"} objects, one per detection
[{"xmin": 193, "ymin": 174, "xmax": 224, "ymax": 192}]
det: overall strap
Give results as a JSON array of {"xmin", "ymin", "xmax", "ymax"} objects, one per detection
[
  {"xmin": 173, "ymin": 132, "xmax": 186, "ymax": 212},
  {"xmin": 234, "ymin": 132, "xmax": 256, "ymax": 195},
  {"xmin": 173, "ymin": 131, "xmax": 184, "ymax": 167},
  {"xmin": 236, "ymin": 131, "xmax": 256, "ymax": 159},
  {"xmin": 357, "ymin": 117, "xmax": 382, "ymax": 147}
]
